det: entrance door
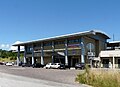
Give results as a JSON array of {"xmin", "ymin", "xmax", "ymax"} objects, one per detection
[
  {"xmin": 54, "ymin": 56, "xmax": 65, "ymax": 64},
  {"xmin": 102, "ymin": 59, "xmax": 109, "ymax": 68},
  {"xmin": 118, "ymin": 59, "xmax": 120, "ymax": 68},
  {"xmin": 72, "ymin": 58, "xmax": 78, "ymax": 67}
]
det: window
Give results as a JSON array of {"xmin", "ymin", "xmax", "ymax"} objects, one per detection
[
  {"xmin": 55, "ymin": 41, "xmax": 64, "ymax": 45},
  {"xmin": 68, "ymin": 39, "xmax": 80, "ymax": 43},
  {"xmin": 34, "ymin": 44, "xmax": 41, "ymax": 47},
  {"xmin": 44, "ymin": 42, "xmax": 52, "ymax": 46},
  {"xmin": 26, "ymin": 46, "xmax": 32, "ymax": 52}
]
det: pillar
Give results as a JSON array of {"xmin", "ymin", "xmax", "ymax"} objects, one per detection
[
  {"xmin": 52, "ymin": 41, "xmax": 54, "ymax": 63},
  {"xmin": 17, "ymin": 46, "xmax": 20, "ymax": 66},
  {"xmin": 113, "ymin": 56, "xmax": 115, "ymax": 68},
  {"xmin": 65, "ymin": 39, "xmax": 68, "ymax": 65},
  {"xmin": 80, "ymin": 37, "xmax": 85, "ymax": 63},
  {"xmin": 32, "ymin": 45, "xmax": 34, "ymax": 65},
  {"xmin": 24, "ymin": 45, "xmax": 27, "ymax": 64},
  {"xmin": 41, "ymin": 43, "xmax": 44, "ymax": 65}
]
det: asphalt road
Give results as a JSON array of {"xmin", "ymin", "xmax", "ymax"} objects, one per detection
[{"xmin": 0, "ymin": 65, "xmax": 89, "ymax": 87}]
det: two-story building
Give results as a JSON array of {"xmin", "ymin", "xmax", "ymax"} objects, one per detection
[{"xmin": 13, "ymin": 30, "xmax": 110, "ymax": 67}]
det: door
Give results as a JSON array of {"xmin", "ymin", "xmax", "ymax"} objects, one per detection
[
  {"xmin": 72, "ymin": 58, "xmax": 78, "ymax": 67},
  {"xmin": 118, "ymin": 59, "xmax": 120, "ymax": 68},
  {"xmin": 102, "ymin": 59, "xmax": 109, "ymax": 68}
]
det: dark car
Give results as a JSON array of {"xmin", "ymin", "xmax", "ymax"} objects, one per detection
[
  {"xmin": 65, "ymin": 65, "xmax": 71, "ymax": 69},
  {"xmin": 0, "ymin": 62, "xmax": 4, "ymax": 65},
  {"xmin": 59, "ymin": 64, "xmax": 65, "ymax": 69},
  {"xmin": 59, "ymin": 64, "xmax": 71, "ymax": 69},
  {"xmin": 22, "ymin": 63, "xmax": 31, "ymax": 67},
  {"xmin": 75, "ymin": 63, "xmax": 85, "ymax": 69},
  {"xmin": 32, "ymin": 63, "xmax": 44, "ymax": 68}
]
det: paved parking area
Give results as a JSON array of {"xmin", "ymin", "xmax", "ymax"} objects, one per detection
[
  {"xmin": 0, "ymin": 72, "xmax": 88, "ymax": 87},
  {"xmin": 0, "ymin": 65, "xmax": 87, "ymax": 87}
]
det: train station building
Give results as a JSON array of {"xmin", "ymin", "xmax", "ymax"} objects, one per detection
[{"xmin": 13, "ymin": 30, "xmax": 110, "ymax": 67}]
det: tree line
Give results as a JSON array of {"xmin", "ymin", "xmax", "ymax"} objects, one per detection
[{"xmin": 0, "ymin": 49, "xmax": 18, "ymax": 60}]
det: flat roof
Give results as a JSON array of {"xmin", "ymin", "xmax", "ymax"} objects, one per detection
[
  {"xmin": 99, "ymin": 50, "xmax": 120, "ymax": 57},
  {"xmin": 109, "ymin": 41, "xmax": 120, "ymax": 44},
  {"xmin": 13, "ymin": 30, "xmax": 110, "ymax": 46}
]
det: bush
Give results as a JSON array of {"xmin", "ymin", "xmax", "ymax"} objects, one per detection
[
  {"xmin": 76, "ymin": 67, "xmax": 120, "ymax": 87},
  {"xmin": 10, "ymin": 57, "xmax": 16, "ymax": 60}
]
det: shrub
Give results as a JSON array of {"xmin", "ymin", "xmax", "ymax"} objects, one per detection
[{"xmin": 76, "ymin": 67, "xmax": 120, "ymax": 87}]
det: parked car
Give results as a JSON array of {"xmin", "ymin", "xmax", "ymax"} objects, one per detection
[
  {"xmin": 32, "ymin": 63, "xmax": 44, "ymax": 68},
  {"xmin": 65, "ymin": 65, "xmax": 71, "ymax": 69},
  {"xmin": 22, "ymin": 63, "xmax": 31, "ymax": 67},
  {"xmin": 0, "ymin": 62, "xmax": 4, "ymax": 65},
  {"xmin": 75, "ymin": 63, "xmax": 85, "ymax": 69},
  {"xmin": 45, "ymin": 63, "xmax": 54, "ymax": 69},
  {"xmin": 5, "ymin": 62, "xmax": 13, "ymax": 66},
  {"xmin": 59, "ymin": 64, "xmax": 65, "ymax": 69},
  {"xmin": 51, "ymin": 63, "xmax": 61, "ymax": 69},
  {"xmin": 45, "ymin": 63, "xmax": 71, "ymax": 69},
  {"xmin": 59, "ymin": 64, "xmax": 71, "ymax": 69}
]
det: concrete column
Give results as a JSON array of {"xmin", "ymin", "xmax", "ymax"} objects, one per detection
[
  {"xmin": 113, "ymin": 56, "xmax": 115, "ymax": 68},
  {"xmin": 32, "ymin": 45, "xmax": 34, "ymax": 65},
  {"xmin": 52, "ymin": 41, "xmax": 54, "ymax": 63},
  {"xmin": 41, "ymin": 43, "xmax": 44, "ymax": 65},
  {"xmin": 80, "ymin": 37, "xmax": 85, "ymax": 63},
  {"xmin": 17, "ymin": 46, "xmax": 20, "ymax": 66},
  {"xmin": 24, "ymin": 46, "xmax": 27, "ymax": 64},
  {"xmin": 65, "ymin": 39, "xmax": 68, "ymax": 65}
]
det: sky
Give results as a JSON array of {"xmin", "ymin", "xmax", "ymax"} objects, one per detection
[{"xmin": 0, "ymin": 0, "xmax": 120, "ymax": 50}]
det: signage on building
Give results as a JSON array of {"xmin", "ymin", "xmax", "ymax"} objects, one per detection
[
  {"xmin": 68, "ymin": 44, "xmax": 80, "ymax": 48},
  {"xmin": 87, "ymin": 52, "xmax": 95, "ymax": 59}
]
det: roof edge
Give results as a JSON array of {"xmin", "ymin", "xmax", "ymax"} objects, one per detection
[{"xmin": 13, "ymin": 29, "xmax": 110, "ymax": 46}]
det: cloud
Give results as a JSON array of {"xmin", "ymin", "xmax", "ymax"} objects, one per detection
[
  {"xmin": 6, "ymin": 44, "xmax": 10, "ymax": 48},
  {"xmin": 9, "ymin": 41, "xmax": 24, "ymax": 51},
  {"xmin": 0, "ymin": 44, "xmax": 10, "ymax": 50},
  {"xmin": 0, "ymin": 41, "xmax": 24, "ymax": 51},
  {"xmin": 1, "ymin": 44, "xmax": 5, "ymax": 48}
]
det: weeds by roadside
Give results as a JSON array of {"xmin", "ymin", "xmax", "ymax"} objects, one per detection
[{"xmin": 76, "ymin": 66, "xmax": 120, "ymax": 87}]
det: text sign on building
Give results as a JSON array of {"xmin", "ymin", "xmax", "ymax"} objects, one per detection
[{"xmin": 68, "ymin": 44, "xmax": 80, "ymax": 48}]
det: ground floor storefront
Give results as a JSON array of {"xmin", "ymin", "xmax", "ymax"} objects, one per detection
[
  {"xmin": 99, "ymin": 50, "xmax": 120, "ymax": 69},
  {"xmin": 101, "ymin": 57, "xmax": 120, "ymax": 68},
  {"xmin": 25, "ymin": 55, "xmax": 90, "ymax": 67}
]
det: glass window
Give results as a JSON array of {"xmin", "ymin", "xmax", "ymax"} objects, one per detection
[
  {"xmin": 68, "ymin": 39, "xmax": 80, "ymax": 43},
  {"xmin": 34, "ymin": 44, "xmax": 41, "ymax": 47},
  {"xmin": 55, "ymin": 41, "xmax": 64, "ymax": 45},
  {"xmin": 26, "ymin": 46, "xmax": 32, "ymax": 52},
  {"xmin": 44, "ymin": 42, "xmax": 52, "ymax": 46}
]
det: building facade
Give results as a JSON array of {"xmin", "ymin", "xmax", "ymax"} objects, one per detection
[
  {"xmin": 99, "ymin": 41, "xmax": 120, "ymax": 68},
  {"xmin": 13, "ymin": 30, "xmax": 110, "ymax": 67}
]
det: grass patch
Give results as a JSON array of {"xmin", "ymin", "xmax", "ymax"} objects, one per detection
[
  {"xmin": 76, "ymin": 67, "xmax": 120, "ymax": 87},
  {"xmin": 0, "ymin": 57, "xmax": 16, "ymax": 62}
]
